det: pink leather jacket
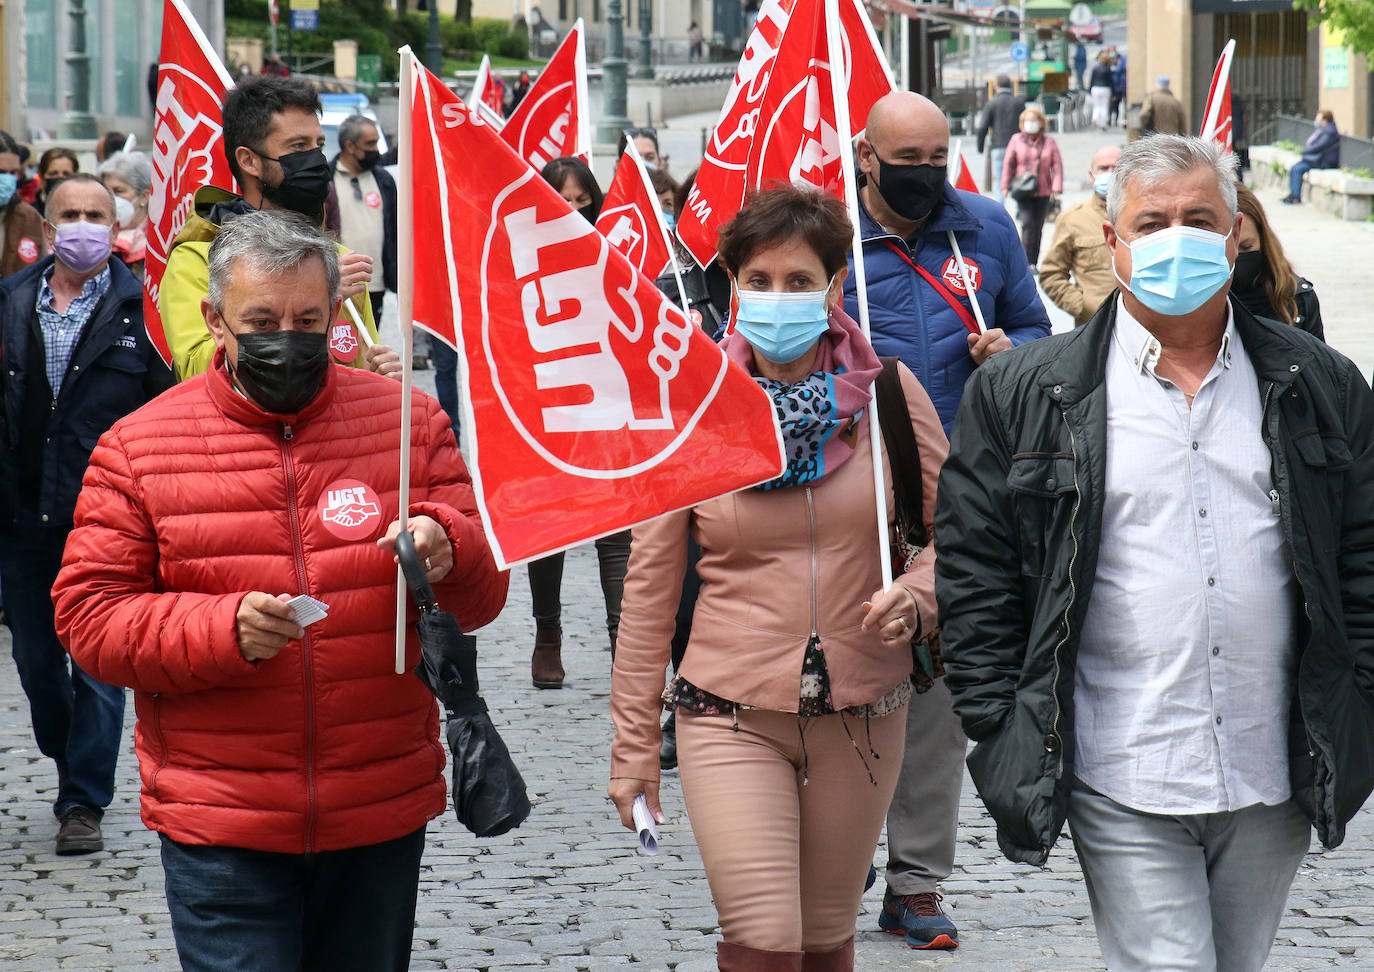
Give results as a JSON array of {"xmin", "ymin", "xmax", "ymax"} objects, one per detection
[{"xmin": 610, "ymin": 364, "xmax": 948, "ymax": 783}]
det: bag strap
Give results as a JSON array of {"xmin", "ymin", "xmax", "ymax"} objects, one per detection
[
  {"xmin": 882, "ymin": 241, "xmax": 980, "ymax": 336},
  {"xmin": 874, "ymin": 357, "xmax": 927, "ymax": 548}
]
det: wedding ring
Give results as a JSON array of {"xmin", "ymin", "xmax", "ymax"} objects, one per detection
[
  {"xmin": 425, "ymin": 557, "xmax": 433, "ymax": 571},
  {"xmin": 898, "ymin": 616, "xmax": 909, "ymax": 633}
]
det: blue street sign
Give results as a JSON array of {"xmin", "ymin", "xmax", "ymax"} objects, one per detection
[
  {"xmin": 1010, "ymin": 41, "xmax": 1029, "ymax": 63},
  {"xmin": 291, "ymin": 9, "xmax": 319, "ymax": 30}
]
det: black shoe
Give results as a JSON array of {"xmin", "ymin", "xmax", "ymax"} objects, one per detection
[
  {"xmin": 659, "ymin": 712, "xmax": 678, "ymax": 770},
  {"xmin": 56, "ymin": 806, "xmax": 103, "ymax": 855}
]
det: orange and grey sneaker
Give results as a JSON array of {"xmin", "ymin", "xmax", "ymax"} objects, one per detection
[{"xmin": 878, "ymin": 890, "xmax": 958, "ymax": 950}]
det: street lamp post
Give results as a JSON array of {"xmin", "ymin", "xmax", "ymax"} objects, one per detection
[
  {"xmin": 635, "ymin": 0, "xmax": 654, "ymax": 80},
  {"xmin": 598, "ymin": 0, "xmax": 634, "ymax": 143},
  {"xmin": 58, "ymin": 0, "xmax": 98, "ymax": 140},
  {"xmin": 425, "ymin": 1, "xmax": 445, "ymax": 75}
]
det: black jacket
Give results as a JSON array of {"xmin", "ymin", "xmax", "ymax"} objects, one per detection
[
  {"xmin": 328, "ymin": 156, "xmax": 398, "ymax": 293},
  {"xmin": 977, "ymin": 89, "xmax": 1027, "ymax": 153},
  {"xmin": 935, "ymin": 295, "xmax": 1374, "ymax": 865},
  {"xmin": 0, "ymin": 257, "xmax": 174, "ymax": 530}
]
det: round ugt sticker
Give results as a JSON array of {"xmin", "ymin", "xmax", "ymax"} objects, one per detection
[{"xmin": 317, "ymin": 478, "xmax": 383, "ymax": 541}]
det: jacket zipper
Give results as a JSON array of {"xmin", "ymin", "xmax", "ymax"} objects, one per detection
[
  {"xmin": 280, "ymin": 422, "xmax": 318, "ymax": 853},
  {"xmin": 1049, "ymin": 409, "xmax": 1082, "ymax": 779},
  {"xmin": 804, "ymin": 486, "xmax": 819, "ymax": 641}
]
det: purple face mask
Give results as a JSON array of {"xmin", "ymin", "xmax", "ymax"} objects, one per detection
[{"xmin": 50, "ymin": 220, "xmax": 113, "ymax": 273}]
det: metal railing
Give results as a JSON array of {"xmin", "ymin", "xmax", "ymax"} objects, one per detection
[{"xmin": 1272, "ymin": 113, "xmax": 1374, "ymax": 174}]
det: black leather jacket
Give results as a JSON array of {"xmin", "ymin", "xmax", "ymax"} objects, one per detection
[{"xmin": 935, "ymin": 295, "xmax": 1374, "ymax": 864}]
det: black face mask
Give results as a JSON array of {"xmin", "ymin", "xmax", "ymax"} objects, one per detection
[
  {"xmin": 229, "ymin": 330, "xmax": 331, "ymax": 415},
  {"xmin": 1231, "ymin": 250, "xmax": 1268, "ymax": 292},
  {"xmin": 258, "ymin": 147, "xmax": 331, "ymax": 224},
  {"xmin": 358, "ymin": 149, "xmax": 382, "ymax": 172},
  {"xmin": 872, "ymin": 155, "xmax": 947, "ymax": 223},
  {"xmin": 578, "ymin": 203, "xmax": 598, "ymax": 224}
]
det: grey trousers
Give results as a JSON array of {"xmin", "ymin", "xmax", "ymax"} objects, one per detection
[
  {"xmin": 1068, "ymin": 781, "xmax": 1311, "ymax": 972},
  {"xmin": 883, "ymin": 678, "xmax": 968, "ymax": 894}
]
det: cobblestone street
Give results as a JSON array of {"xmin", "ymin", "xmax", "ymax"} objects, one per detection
[{"xmin": 3, "ymin": 546, "xmax": 1374, "ymax": 969}]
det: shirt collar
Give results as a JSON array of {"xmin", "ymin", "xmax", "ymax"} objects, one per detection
[
  {"xmin": 1113, "ymin": 296, "xmax": 1234, "ymax": 376},
  {"xmin": 38, "ymin": 264, "xmax": 112, "ymax": 310}
]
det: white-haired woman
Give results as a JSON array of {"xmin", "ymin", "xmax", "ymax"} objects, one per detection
[{"xmin": 98, "ymin": 150, "xmax": 153, "ymax": 278}]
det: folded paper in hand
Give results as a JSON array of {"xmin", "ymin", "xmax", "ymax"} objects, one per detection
[{"xmin": 632, "ymin": 794, "xmax": 659, "ymax": 855}]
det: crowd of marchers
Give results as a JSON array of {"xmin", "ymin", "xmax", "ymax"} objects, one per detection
[{"xmin": 1, "ymin": 72, "xmax": 1371, "ymax": 972}]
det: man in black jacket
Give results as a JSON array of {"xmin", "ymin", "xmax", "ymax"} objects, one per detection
[
  {"xmin": 975, "ymin": 75, "xmax": 1025, "ymax": 202},
  {"xmin": 0, "ymin": 174, "xmax": 174, "ymax": 854},
  {"xmin": 936, "ymin": 135, "xmax": 1374, "ymax": 969}
]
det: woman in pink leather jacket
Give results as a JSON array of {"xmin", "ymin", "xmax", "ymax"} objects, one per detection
[{"xmin": 608, "ymin": 187, "xmax": 947, "ymax": 972}]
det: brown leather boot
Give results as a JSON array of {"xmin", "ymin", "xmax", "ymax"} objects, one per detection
[
  {"xmin": 716, "ymin": 941, "xmax": 804, "ymax": 971},
  {"xmin": 531, "ymin": 627, "xmax": 564, "ymax": 689},
  {"xmin": 801, "ymin": 938, "xmax": 854, "ymax": 971}
]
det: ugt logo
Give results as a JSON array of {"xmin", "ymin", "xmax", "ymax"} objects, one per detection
[
  {"xmin": 317, "ymin": 479, "xmax": 382, "ymax": 541},
  {"xmin": 149, "ymin": 70, "xmax": 227, "ymax": 260},
  {"xmin": 480, "ymin": 171, "xmax": 726, "ymax": 477}
]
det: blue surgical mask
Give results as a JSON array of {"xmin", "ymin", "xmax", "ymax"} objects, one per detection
[
  {"xmin": 662, "ymin": 210, "xmax": 676, "ymax": 230},
  {"xmin": 734, "ymin": 281, "xmax": 834, "ymax": 364},
  {"xmin": 1092, "ymin": 172, "xmax": 1112, "ymax": 198},
  {"xmin": 0, "ymin": 173, "xmax": 16, "ymax": 206},
  {"xmin": 1114, "ymin": 224, "xmax": 1234, "ymax": 316}
]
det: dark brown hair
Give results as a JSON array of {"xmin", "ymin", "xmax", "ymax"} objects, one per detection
[
  {"xmin": 716, "ymin": 186, "xmax": 852, "ymax": 278},
  {"xmin": 39, "ymin": 147, "xmax": 79, "ymax": 179},
  {"xmin": 539, "ymin": 156, "xmax": 603, "ymax": 221}
]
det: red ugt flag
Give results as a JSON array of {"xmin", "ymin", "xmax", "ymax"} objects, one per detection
[
  {"xmin": 470, "ymin": 55, "xmax": 507, "ymax": 130},
  {"xmin": 1200, "ymin": 39, "xmax": 1236, "ymax": 153},
  {"xmin": 145, "ymin": 0, "xmax": 236, "ymax": 367},
  {"xmin": 501, "ymin": 19, "xmax": 591, "ymax": 171},
  {"xmin": 407, "ymin": 57, "xmax": 784, "ymax": 568},
  {"xmin": 595, "ymin": 139, "xmax": 675, "ymax": 280},
  {"xmin": 676, "ymin": 0, "xmax": 894, "ymax": 267}
]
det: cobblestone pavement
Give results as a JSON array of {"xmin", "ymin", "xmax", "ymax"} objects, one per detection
[
  {"xmin": 5, "ymin": 127, "xmax": 1374, "ymax": 972},
  {"xmin": 4, "ymin": 553, "xmax": 1374, "ymax": 971}
]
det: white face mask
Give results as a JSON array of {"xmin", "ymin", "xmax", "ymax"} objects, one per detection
[{"xmin": 1024, "ymin": 121, "xmax": 1042, "ymax": 135}]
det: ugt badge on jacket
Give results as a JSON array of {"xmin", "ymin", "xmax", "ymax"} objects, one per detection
[{"xmin": 407, "ymin": 57, "xmax": 785, "ymax": 568}]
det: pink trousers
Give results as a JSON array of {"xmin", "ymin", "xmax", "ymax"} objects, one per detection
[{"xmin": 676, "ymin": 705, "xmax": 906, "ymax": 952}]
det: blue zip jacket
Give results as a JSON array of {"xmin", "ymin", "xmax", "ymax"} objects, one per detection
[
  {"xmin": 0, "ymin": 256, "xmax": 174, "ymax": 528},
  {"xmin": 844, "ymin": 185, "xmax": 1051, "ymax": 433}
]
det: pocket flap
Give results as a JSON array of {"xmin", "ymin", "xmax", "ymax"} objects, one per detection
[{"xmin": 1007, "ymin": 455, "xmax": 1077, "ymax": 498}]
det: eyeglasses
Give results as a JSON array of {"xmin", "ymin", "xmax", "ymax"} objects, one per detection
[
  {"xmin": 350, "ymin": 176, "xmax": 363, "ymax": 201},
  {"xmin": 625, "ymin": 127, "xmax": 658, "ymax": 140}
]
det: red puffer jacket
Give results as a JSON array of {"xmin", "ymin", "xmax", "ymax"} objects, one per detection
[{"xmin": 52, "ymin": 351, "xmax": 509, "ymax": 854}]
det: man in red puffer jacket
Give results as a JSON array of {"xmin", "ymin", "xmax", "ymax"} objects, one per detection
[{"xmin": 51, "ymin": 210, "xmax": 508, "ymax": 972}]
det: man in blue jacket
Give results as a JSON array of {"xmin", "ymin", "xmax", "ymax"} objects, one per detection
[
  {"xmin": 1282, "ymin": 109, "xmax": 1341, "ymax": 205},
  {"xmin": 0, "ymin": 174, "xmax": 174, "ymax": 854},
  {"xmin": 844, "ymin": 90, "xmax": 1050, "ymax": 951}
]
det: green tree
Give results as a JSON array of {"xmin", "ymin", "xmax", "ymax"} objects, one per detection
[{"xmin": 1294, "ymin": 0, "xmax": 1374, "ymax": 58}]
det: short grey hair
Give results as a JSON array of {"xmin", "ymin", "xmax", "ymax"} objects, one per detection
[
  {"xmin": 97, "ymin": 151, "xmax": 153, "ymax": 196},
  {"xmin": 337, "ymin": 114, "xmax": 377, "ymax": 151},
  {"xmin": 1106, "ymin": 134, "xmax": 1238, "ymax": 226},
  {"xmin": 207, "ymin": 210, "xmax": 340, "ymax": 311}
]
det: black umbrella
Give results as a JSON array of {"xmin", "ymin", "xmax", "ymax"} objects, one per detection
[{"xmin": 395, "ymin": 531, "xmax": 531, "ymax": 837}]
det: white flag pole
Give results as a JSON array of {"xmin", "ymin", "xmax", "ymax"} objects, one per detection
[
  {"xmin": 628, "ymin": 138, "xmax": 694, "ymax": 318},
  {"xmin": 394, "ymin": 47, "xmax": 417, "ymax": 675},
  {"xmin": 343, "ymin": 299, "xmax": 377, "ymax": 348},
  {"xmin": 825, "ymin": 0, "xmax": 893, "ymax": 589}
]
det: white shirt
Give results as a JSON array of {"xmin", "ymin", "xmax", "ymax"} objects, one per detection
[
  {"xmin": 334, "ymin": 166, "xmax": 385, "ymax": 293},
  {"xmin": 1074, "ymin": 299, "xmax": 1297, "ymax": 815}
]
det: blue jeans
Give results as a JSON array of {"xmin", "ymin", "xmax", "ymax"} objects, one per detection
[
  {"xmin": 428, "ymin": 338, "xmax": 462, "ymax": 438},
  {"xmin": 0, "ymin": 519, "xmax": 125, "ymax": 818},
  {"xmin": 160, "ymin": 826, "xmax": 427, "ymax": 972},
  {"xmin": 990, "ymin": 147, "xmax": 1007, "ymax": 202},
  {"xmin": 1068, "ymin": 780, "xmax": 1309, "ymax": 971},
  {"xmin": 1288, "ymin": 160, "xmax": 1313, "ymax": 199}
]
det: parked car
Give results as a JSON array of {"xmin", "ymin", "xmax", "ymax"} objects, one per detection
[
  {"xmin": 319, "ymin": 92, "xmax": 390, "ymax": 155},
  {"xmin": 1069, "ymin": 16, "xmax": 1102, "ymax": 43}
]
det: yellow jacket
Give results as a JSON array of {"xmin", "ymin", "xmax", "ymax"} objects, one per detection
[
  {"xmin": 159, "ymin": 187, "xmax": 379, "ymax": 381},
  {"xmin": 1039, "ymin": 192, "xmax": 1116, "ymax": 327}
]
